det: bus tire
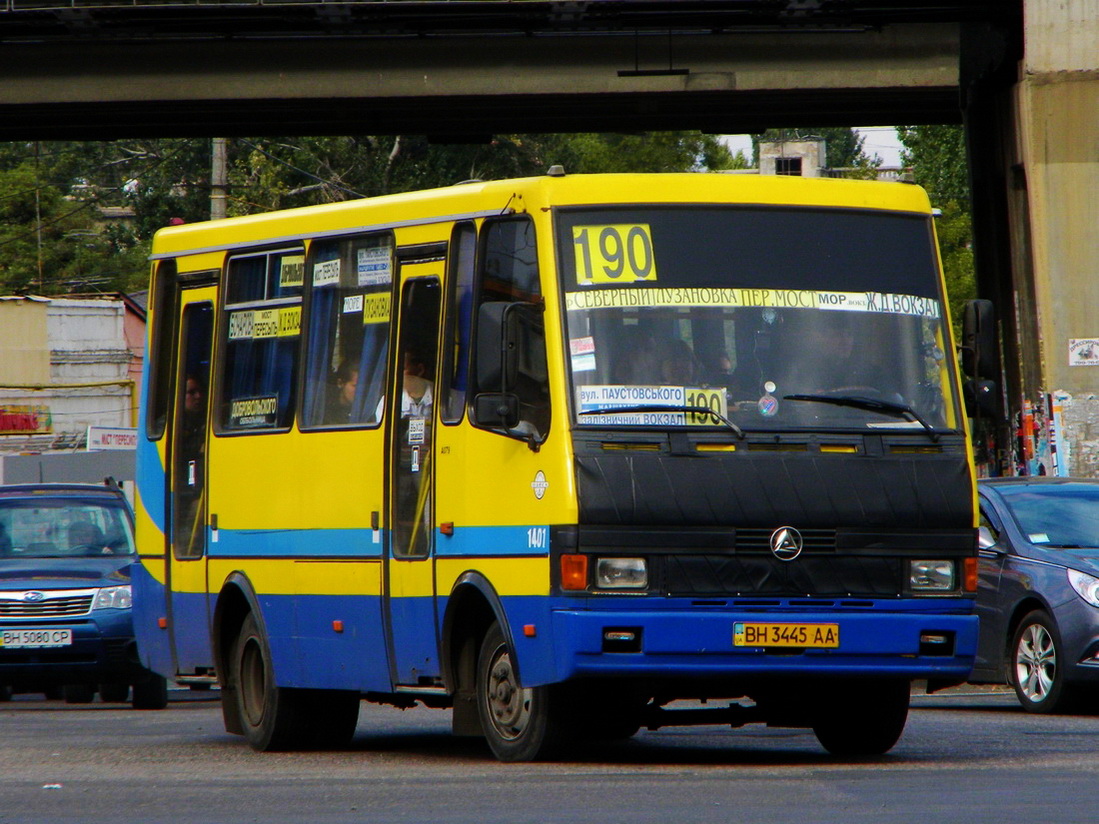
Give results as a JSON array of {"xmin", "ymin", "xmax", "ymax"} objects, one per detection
[
  {"xmin": 476, "ymin": 623, "xmax": 563, "ymax": 762},
  {"xmin": 98, "ymin": 682, "xmax": 130, "ymax": 703},
  {"xmin": 231, "ymin": 614, "xmax": 359, "ymax": 750},
  {"xmin": 132, "ymin": 674, "xmax": 169, "ymax": 710},
  {"xmin": 232, "ymin": 613, "xmax": 305, "ymax": 751},
  {"xmin": 63, "ymin": 684, "xmax": 96, "ymax": 704},
  {"xmin": 811, "ymin": 679, "xmax": 909, "ymax": 757}
]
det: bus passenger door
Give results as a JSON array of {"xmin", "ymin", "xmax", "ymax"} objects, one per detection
[
  {"xmin": 167, "ymin": 288, "xmax": 215, "ymax": 675},
  {"xmin": 386, "ymin": 271, "xmax": 442, "ymax": 686}
]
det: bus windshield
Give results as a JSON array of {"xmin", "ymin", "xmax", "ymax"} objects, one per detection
[{"xmin": 556, "ymin": 205, "xmax": 960, "ymax": 434}]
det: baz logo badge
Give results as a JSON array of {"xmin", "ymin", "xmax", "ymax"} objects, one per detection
[
  {"xmin": 770, "ymin": 527, "xmax": 803, "ymax": 562},
  {"xmin": 531, "ymin": 471, "xmax": 549, "ymax": 500}
]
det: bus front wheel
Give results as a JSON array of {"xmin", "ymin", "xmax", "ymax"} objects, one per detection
[
  {"xmin": 476, "ymin": 623, "xmax": 563, "ymax": 762},
  {"xmin": 811, "ymin": 679, "xmax": 910, "ymax": 757}
]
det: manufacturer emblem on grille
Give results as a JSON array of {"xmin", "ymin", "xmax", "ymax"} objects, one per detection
[
  {"xmin": 23, "ymin": 591, "xmax": 46, "ymax": 602},
  {"xmin": 769, "ymin": 527, "xmax": 804, "ymax": 562}
]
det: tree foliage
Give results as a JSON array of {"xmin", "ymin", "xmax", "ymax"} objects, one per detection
[
  {"xmin": 897, "ymin": 125, "xmax": 974, "ymax": 326},
  {"xmin": 0, "ymin": 132, "xmax": 735, "ymax": 295}
]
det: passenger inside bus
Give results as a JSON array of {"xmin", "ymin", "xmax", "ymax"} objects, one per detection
[
  {"xmin": 327, "ymin": 359, "xmax": 359, "ymax": 424},
  {"xmin": 399, "ymin": 350, "xmax": 433, "ymax": 418}
]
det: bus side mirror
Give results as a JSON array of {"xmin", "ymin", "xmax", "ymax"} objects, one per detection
[
  {"xmin": 473, "ymin": 393, "xmax": 521, "ymax": 429},
  {"xmin": 961, "ymin": 299, "xmax": 1001, "ymax": 419}
]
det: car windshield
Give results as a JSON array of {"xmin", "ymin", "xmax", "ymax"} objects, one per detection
[
  {"xmin": 556, "ymin": 206, "xmax": 961, "ymax": 434},
  {"xmin": 0, "ymin": 498, "xmax": 135, "ymax": 558},
  {"xmin": 996, "ymin": 483, "xmax": 1099, "ymax": 548}
]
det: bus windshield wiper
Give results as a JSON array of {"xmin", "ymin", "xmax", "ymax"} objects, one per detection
[
  {"xmin": 578, "ymin": 404, "xmax": 745, "ymax": 439},
  {"xmin": 783, "ymin": 394, "xmax": 940, "ymax": 443}
]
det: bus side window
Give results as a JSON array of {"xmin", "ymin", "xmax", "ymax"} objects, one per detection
[
  {"xmin": 219, "ymin": 248, "xmax": 304, "ymax": 432},
  {"xmin": 146, "ymin": 259, "xmax": 178, "ymax": 441},
  {"xmin": 471, "ymin": 217, "xmax": 550, "ymax": 441},
  {"xmin": 440, "ymin": 222, "xmax": 476, "ymax": 424},
  {"xmin": 301, "ymin": 234, "xmax": 393, "ymax": 429}
]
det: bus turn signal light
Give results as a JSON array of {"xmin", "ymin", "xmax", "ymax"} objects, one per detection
[
  {"xmin": 964, "ymin": 557, "xmax": 978, "ymax": 592},
  {"xmin": 560, "ymin": 554, "xmax": 588, "ymax": 591}
]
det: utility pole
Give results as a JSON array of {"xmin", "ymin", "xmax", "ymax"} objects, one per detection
[{"xmin": 211, "ymin": 137, "xmax": 228, "ymax": 221}]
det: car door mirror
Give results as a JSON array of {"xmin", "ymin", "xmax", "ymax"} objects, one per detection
[{"xmin": 978, "ymin": 525, "xmax": 1001, "ymax": 551}]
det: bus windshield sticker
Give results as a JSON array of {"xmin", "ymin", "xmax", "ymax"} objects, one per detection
[
  {"xmin": 277, "ymin": 306, "xmax": 301, "ymax": 337},
  {"xmin": 362, "ymin": 292, "xmax": 391, "ymax": 325},
  {"xmin": 564, "ymin": 288, "xmax": 941, "ymax": 318},
  {"xmin": 343, "ymin": 294, "xmax": 364, "ymax": 314},
  {"xmin": 573, "ymin": 224, "xmax": 657, "ymax": 286},
  {"xmin": 279, "ymin": 255, "xmax": 305, "ymax": 288},
  {"xmin": 252, "ymin": 309, "xmax": 280, "ymax": 338},
  {"xmin": 228, "ymin": 310, "xmax": 255, "ymax": 340},
  {"xmin": 570, "ymin": 336, "xmax": 596, "ymax": 372},
  {"xmin": 577, "ymin": 385, "xmax": 727, "ymax": 426},
  {"xmin": 357, "ymin": 246, "xmax": 392, "ymax": 287},
  {"xmin": 229, "ymin": 307, "xmax": 300, "ymax": 340},
  {"xmin": 313, "ymin": 258, "xmax": 341, "ymax": 288},
  {"xmin": 229, "ymin": 395, "xmax": 279, "ymax": 428}
]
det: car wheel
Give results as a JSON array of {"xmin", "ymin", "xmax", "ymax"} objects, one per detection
[
  {"xmin": 98, "ymin": 682, "xmax": 130, "ymax": 703},
  {"xmin": 812, "ymin": 679, "xmax": 910, "ymax": 757},
  {"xmin": 132, "ymin": 674, "xmax": 169, "ymax": 710},
  {"xmin": 476, "ymin": 623, "xmax": 564, "ymax": 762},
  {"xmin": 62, "ymin": 684, "xmax": 96, "ymax": 704},
  {"xmin": 1011, "ymin": 610, "xmax": 1072, "ymax": 713}
]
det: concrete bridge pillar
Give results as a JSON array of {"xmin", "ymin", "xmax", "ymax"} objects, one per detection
[{"xmin": 993, "ymin": 1, "xmax": 1099, "ymax": 475}]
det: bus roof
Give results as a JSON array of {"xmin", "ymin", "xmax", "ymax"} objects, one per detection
[{"xmin": 150, "ymin": 172, "xmax": 934, "ymax": 261}]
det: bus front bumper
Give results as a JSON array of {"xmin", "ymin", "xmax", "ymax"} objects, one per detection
[{"xmin": 537, "ymin": 606, "xmax": 978, "ymax": 684}]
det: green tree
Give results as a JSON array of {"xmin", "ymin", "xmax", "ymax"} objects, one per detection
[
  {"xmin": 0, "ymin": 154, "xmax": 147, "ymax": 295},
  {"xmin": 0, "ymin": 132, "xmax": 739, "ymax": 295},
  {"xmin": 897, "ymin": 125, "xmax": 974, "ymax": 327}
]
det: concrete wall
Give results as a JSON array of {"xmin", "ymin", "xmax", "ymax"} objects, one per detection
[
  {"xmin": 0, "ymin": 298, "xmax": 50, "ymax": 385},
  {"xmin": 0, "ymin": 297, "xmax": 139, "ymax": 450},
  {"xmin": 1013, "ymin": 0, "xmax": 1099, "ymax": 475},
  {"xmin": 758, "ymin": 140, "xmax": 826, "ymax": 177}
]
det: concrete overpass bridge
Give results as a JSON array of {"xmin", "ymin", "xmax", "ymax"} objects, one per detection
[{"xmin": 1, "ymin": 0, "xmax": 1096, "ymax": 476}]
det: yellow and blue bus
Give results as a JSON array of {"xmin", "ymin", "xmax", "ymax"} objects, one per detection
[{"xmin": 132, "ymin": 171, "xmax": 979, "ymax": 760}]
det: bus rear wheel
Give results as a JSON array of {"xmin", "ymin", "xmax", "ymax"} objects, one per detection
[
  {"xmin": 811, "ymin": 679, "xmax": 910, "ymax": 757},
  {"xmin": 476, "ymin": 623, "xmax": 563, "ymax": 762},
  {"xmin": 231, "ymin": 613, "xmax": 359, "ymax": 751}
]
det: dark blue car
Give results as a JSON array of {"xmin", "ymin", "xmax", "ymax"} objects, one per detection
[
  {"xmin": 971, "ymin": 477, "xmax": 1099, "ymax": 712},
  {"xmin": 0, "ymin": 482, "xmax": 167, "ymax": 708}
]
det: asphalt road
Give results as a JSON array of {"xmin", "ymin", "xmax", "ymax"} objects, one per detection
[{"xmin": 0, "ymin": 686, "xmax": 1095, "ymax": 824}]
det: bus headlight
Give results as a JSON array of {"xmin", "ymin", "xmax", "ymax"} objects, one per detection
[
  {"xmin": 909, "ymin": 560, "xmax": 955, "ymax": 592},
  {"xmin": 93, "ymin": 585, "xmax": 132, "ymax": 610},
  {"xmin": 595, "ymin": 558, "xmax": 647, "ymax": 589}
]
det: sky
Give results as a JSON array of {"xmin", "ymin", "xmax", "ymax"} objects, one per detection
[{"xmin": 722, "ymin": 126, "xmax": 904, "ymax": 167}]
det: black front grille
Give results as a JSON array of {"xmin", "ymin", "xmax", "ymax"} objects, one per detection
[
  {"xmin": 733, "ymin": 528, "xmax": 837, "ymax": 554},
  {"xmin": 664, "ymin": 554, "xmax": 901, "ymax": 597},
  {"xmin": 0, "ymin": 595, "xmax": 94, "ymax": 618}
]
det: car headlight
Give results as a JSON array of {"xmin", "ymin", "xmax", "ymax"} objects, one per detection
[
  {"xmin": 909, "ymin": 560, "xmax": 955, "ymax": 592},
  {"xmin": 1068, "ymin": 569, "xmax": 1099, "ymax": 607},
  {"xmin": 92, "ymin": 585, "xmax": 132, "ymax": 610},
  {"xmin": 595, "ymin": 558, "xmax": 648, "ymax": 589}
]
